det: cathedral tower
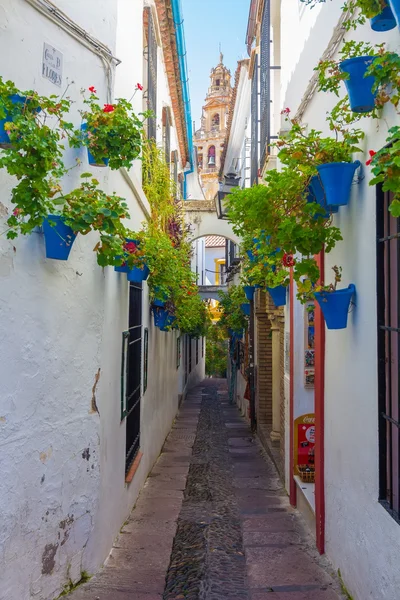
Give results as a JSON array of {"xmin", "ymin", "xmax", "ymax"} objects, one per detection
[{"xmin": 194, "ymin": 53, "xmax": 232, "ymax": 200}]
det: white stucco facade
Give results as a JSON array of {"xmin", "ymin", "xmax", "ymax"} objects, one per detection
[
  {"xmin": 0, "ymin": 2, "xmax": 204, "ymax": 599},
  {"xmin": 279, "ymin": 2, "xmax": 400, "ymax": 599}
]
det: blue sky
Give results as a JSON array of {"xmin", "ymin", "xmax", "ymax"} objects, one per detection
[{"xmin": 181, "ymin": 0, "xmax": 250, "ymax": 130}]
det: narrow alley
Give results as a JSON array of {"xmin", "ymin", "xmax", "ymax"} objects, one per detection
[{"xmin": 66, "ymin": 380, "xmax": 344, "ymax": 600}]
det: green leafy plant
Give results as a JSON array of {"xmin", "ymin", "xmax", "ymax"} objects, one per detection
[
  {"xmin": 206, "ymin": 322, "xmax": 228, "ymax": 377},
  {"xmin": 368, "ymin": 126, "xmax": 400, "ymax": 217},
  {"xmin": 70, "ymin": 85, "xmax": 149, "ymax": 170},
  {"xmin": 217, "ymin": 285, "xmax": 248, "ymax": 334},
  {"xmin": 276, "ymin": 112, "xmax": 364, "ymax": 169},
  {"xmin": 0, "ymin": 77, "xmax": 73, "ymax": 238},
  {"xmin": 58, "ymin": 173, "xmax": 129, "ymax": 266}
]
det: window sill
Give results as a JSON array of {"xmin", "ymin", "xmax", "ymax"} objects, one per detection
[
  {"xmin": 294, "ymin": 475, "xmax": 315, "ymax": 514},
  {"xmin": 125, "ymin": 451, "xmax": 143, "ymax": 484}
]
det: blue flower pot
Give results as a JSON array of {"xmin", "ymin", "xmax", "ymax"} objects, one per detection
[
  {"xmin": 244, "ymin": 285, "xmax": 255, "ymax": 301},
  {"xmin": 160, "ymin": 313, "xmax": 176, "ymax": 332},
  {"xmin": 316, "ymin": 161, "xmax": 361, "ymax": 207},
  {"xmin": 388, "ymin": 0, "xmax": 400, "ymax": 26},
  {"xmin": 314, "ymin": 284, "xmax": 356, "ymax": 330},
  {"xmin": 267, "ymin": 285, "xmax": 287, "ymax": 307},
  {"xmin": 153, "ymin": 307, "xmax": 169, "ymax": 329},
  {"xmin": 81, "ymin": 123, "xmax": 109, "ymax": 167},
  {"xmin": 114, "ymin": 238, "xmax": 140, "ymax": 273},
  {"xmin": 43, "ymin": 215, "xmax": 77, "ymax": 260},
  {"xmin": 339, "ymin": 56, "xmax": 376, "ymax": 113},
  {"xmin": 152, "ymin": 286, "xmax": 168, "ymax": 307},
  {"xmin": 0, "ymin": 95, "xmax": 25, "ymax": 147},
  {"xmin": 308, "ymin": 175, "xmax": 339, "ymax": 218},
  {"xmin": 240, "ymin": 302, "xmax": 251, "ymax": 316},
  {"xmin": 229, "ymin": 328, "xmax": 243, "ymax": 339},
  {"xmin": 127, "ymin": 264, "xmax": 150, "ymax": 282},
  {"xmin": 246, "ymin": 249, "xmax": 256, "ymax": 262},
  {"xmin": 370, "ymin": 4, "xmax": 396, "ymax": 30}
]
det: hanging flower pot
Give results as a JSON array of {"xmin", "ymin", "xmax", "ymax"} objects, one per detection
[
  {"xmin": 316, "ymin": 161, "xmax": 361, "ymax": 207},
  {"xmin": 339, "ymin": 56, "xmax": 376, "ymax": 113},
  {"xmin": 114, "ymin": 238, "xmax": 140, "ymax": 273},
  {"xmin": 266, "ymin": 285, "xmax": 287, "ymax": 307},
  {"xmin": 244, "ymin": 285, "xmax": 255, "ymax": 301},
  {"xmin": 160, "ymin": 313, "xmax": 177, "ymax": 332},
  {"xmin": 370, "ymin": 4, "xmax": 396, "ymax": 30},
  {"xmin": 127, "ymin": 264, "xmax": 150, "ymax": 283},
  {"xmin": 153, "ymin": 307, "xmax": 169, "ymax": 329},
  {"xmin": 308, "ymin": 175, "xmax": 338, "ymax": 218},
  {"xmin": 228, "ymin": 328, "xmax": 244, "ymax": 339},
  {"xmin": 43, "ymin": 215, "xmax": 77, "ymax": 260},
  {"xmin": 152, "ymin": 286, "xmax": 168, "ymax": 307},
  {"xmin": 80, "ymin": 123, "xmax": 109, "ymax": 167},
  {"xmin": 314, "ymin": 284, "xmax": 356, "ymax": 330},
  {"xmin": 0, "ymin": 95, "xmax": 41, "ymax": 149},
  {"xmin": 387, "ymin": 0, "xmax": 400, "ymax": 26},
  {"xmin": 240, "ymin": 302, "xmax": 251, "ymax": 316}
]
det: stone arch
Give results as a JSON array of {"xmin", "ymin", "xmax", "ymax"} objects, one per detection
[{"xmin": 183, "ymin": 200, "xmax": 241, "ymax": 246}]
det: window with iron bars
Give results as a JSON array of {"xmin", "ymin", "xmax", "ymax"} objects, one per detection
[
  {"xmin": 145, "ymin": 7, "xmax": 157, "ymax": 141},
  {"xmin": 377, "ymin": 187, "xmax": 400, "ymax": 523},
  {"xmin": 250, "ymin": 54, "xmax": 259, "ymax": 186}
]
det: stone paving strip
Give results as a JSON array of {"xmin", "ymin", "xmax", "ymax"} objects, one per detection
[{"xmin": 66, "ymin": 379, "xmax": 345, "ymax": 600}]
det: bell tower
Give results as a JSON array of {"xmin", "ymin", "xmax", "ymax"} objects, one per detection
[{"xmin": 194, "ymin": 53, "xmax": 232, "ymax": 200}]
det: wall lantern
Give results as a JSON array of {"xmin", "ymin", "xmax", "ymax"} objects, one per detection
[{"xmin": 215, "ymin": 167, "xmax": 241, "ymax": 220}]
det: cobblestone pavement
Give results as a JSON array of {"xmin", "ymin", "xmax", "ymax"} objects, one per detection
[{"xmin": 66, "ymin": 379, "xmax": 345, "ymax": 600}]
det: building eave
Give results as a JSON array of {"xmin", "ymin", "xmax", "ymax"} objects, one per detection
[{"xmin": 155, "ymin": 0, "xmax": 189, "ymax": 167}]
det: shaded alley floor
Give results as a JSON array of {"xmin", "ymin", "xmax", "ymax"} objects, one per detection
[{"xmin": 67, "ymin": 379, "xmax": 345, "ymax": 600}]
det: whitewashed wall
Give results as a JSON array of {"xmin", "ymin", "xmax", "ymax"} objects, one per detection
[
  {"xmin": 0, "ymin": 1, "xmax": 204, "ymax": 599},
  {"xmin": 204, "ymin": 245, "xmax": 225, "ymax": 285},
  {"xmin": 280, "ymin": 1, "xmax": 400, "ymax": 598}
]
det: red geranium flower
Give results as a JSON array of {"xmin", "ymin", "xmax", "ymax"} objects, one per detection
[
  {"xmin": 124, "ymin": 241, "xmax": 137, "ymax": 254},
  {"xmin": 88, "ymin": 86, "xmax": 97, "ymax": 93},
  {"xmin": 103, "ymin": 104, "xmax": 115, "ymax": 113},
  {"xmin": 282, "ymin": 253, "xmax": 295, "ymax": 267},
  {"xmin": 280, "ymin": 107, "xmax": 290, "ymax": 115},
  {"xmin": 12, "ymin": 208, "xmax": 22, "ymax": 217},
  {"xmin": 136, "ymin": 83, "xmax": 143, "ymax": 91},
  {"xmin": 366, "ymin": 150, "xmax": 376, "ymax": 166}
]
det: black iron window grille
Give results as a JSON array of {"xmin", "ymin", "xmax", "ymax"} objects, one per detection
[
  {"xmin": 250, "ymin": 54, "xmax": 259, "ymax": 186},
  {"xmin": 145, "ymin": 7, "xmax": 157, "ymax": 141},
  {"xmin": 377, "ymin": 187, "xmax": 400, "ymax": 523},
  {"xmin": 121, "ymin": 282, "xmax": 143, "ymax": 475},
  {"xmin": 260, "ymin": 0, "xmax": 270, "ymax": 168}
]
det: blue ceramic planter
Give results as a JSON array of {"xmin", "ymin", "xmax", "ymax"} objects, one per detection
[
  {"xmin": 316, "ymin": 161, "xmax": 360, "ymax": 207},
  {"xmin": 308, "ymin": 175, "xmax": 339, "ymax": 218},
  {"xmin": 127, "ymin": 264, "xmax": 150, "ymax": 283},
  {"xmin": 43, "ymin": 215, "xmax": 77, "ymax": 260},
  {"xmin": 244, "ymin": 285, "xmax": 255, "ymax": 301},
  {"xmin": 81, "ymin": 123, "xmax": 109, "ymax": 167},
  {"xmin": 267, "ymin": 285, "xmax": 287, "ymax": 307},
  {"xmin": 240, "ymin": 302, "xmax": 251, "ymax": 316},
  {"xmin": 388, "ymin": 0, "xmax": 400, "ymax": 26},
  {"xmin": 0, "ymin": 95, "xmax": 25, "ymax": 147},
  {"xmin": 160, "ymin": 313, "xmax": 176, "ymax": 332},
  {"xmin": 370, "ymin": 4, "xmax": 396, "ymax": 30},
  {"xmin": 153, "ymin": 307, "xmax": 169, "ymax": 329},
  {"xmin": 315, "ymin": 284, "xmax": 356, "ymax": 330},
  {"xmin": 152, "ymin": 286, "xmax": 168, "ymax": 307},
  {"xmin": 339, "ymin": 56, "xmax": 376, "ymax": 113}
]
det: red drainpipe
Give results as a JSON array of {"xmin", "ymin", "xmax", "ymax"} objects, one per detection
[
  {"xmin": 289, "ymin": 268, "xmax": 296, "ymax": 506},
  {"xmin": 314, "ymin": 249, "xmax": 325, "ymax": 554}
]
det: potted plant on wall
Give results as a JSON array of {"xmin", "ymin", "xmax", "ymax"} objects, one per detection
[
  {"xmin": 300, "ymin": 0, "xmax": 397, "ymax": 31},
  {"xmin": 70, "ymin": 86, "xmax": 149, "ymax": 169},
  {"xmin": 313, "ymin": 266, "xmax": 356, "ymax": 330},
  {"xmin": 277, "ymin": 113, "xmax": 363, "ymax": 207},
  {"xmin": 367, "ymin": 126, "xmax": 400, "ymax": 217},
  {"xmin": 0, "ymin": 78, "xmax": 72, "ymax": 242}
]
